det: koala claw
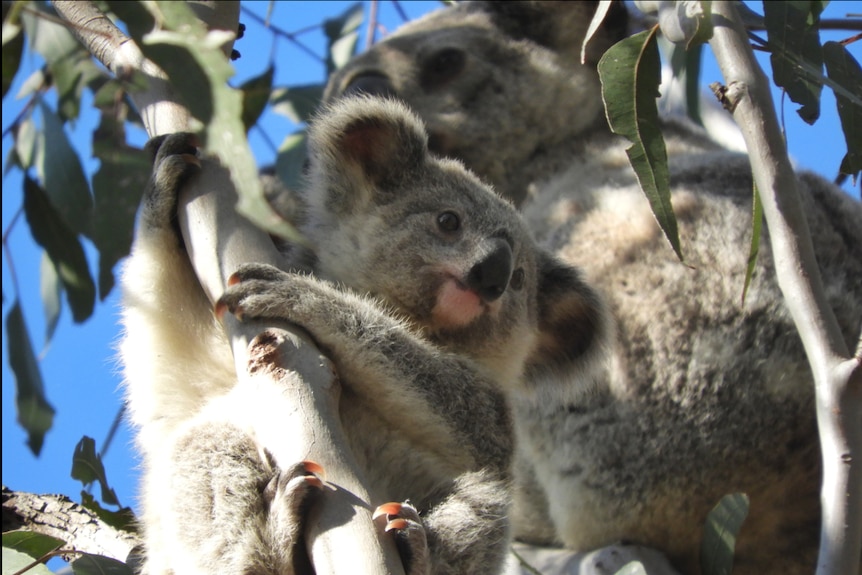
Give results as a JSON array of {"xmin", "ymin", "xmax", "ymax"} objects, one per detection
[{"xmin": 373, "ymin": 501, "xmax": 430, "ymax": 575}]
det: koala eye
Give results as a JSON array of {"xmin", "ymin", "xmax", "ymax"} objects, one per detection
[
  {"xmin": 421, "ymin": 48, "xmax": 466, "ymax": 89},
  {"xmin": 510, "ymin": 268, "xmax": 525, "ymax": 291},
  {"xmin": 437, "ymin": 211, "xmax": 461, "ymax": 233}
]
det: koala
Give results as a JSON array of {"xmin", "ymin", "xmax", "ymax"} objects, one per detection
[
  {"xmin": 325, "ymin": 2, "xmax": 862, "ymax": 574},
  {"xmin": 119, "ymin": 95, "xmax": 604, "ymax": 575}
]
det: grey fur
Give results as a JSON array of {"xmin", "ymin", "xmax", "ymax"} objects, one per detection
[
  {"xmin": 120, "ymin": 96, "xmax": 601, "ymax": 574},
  {"xmin": 325, "ymin": 2, "xmax": 862, "ymax": 574}
]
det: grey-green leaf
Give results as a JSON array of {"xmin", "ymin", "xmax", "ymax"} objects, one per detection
[
  {"xmin": 71, "ymin": 554, "xmax": 133, "ymax": 575},
  {"xmin": 40, "ymin": 252, "xmax": 61, "ymax": 346},
  {"xmin": 23, "ymin": 176, "xmax": 96, "ymax": 323},
  {"xmin": 763, "ymin": 1, "xmax": 823, "ymax": 124},
  {"xmin": 741, "ymin": 181, "xmax": 763, "ymax": 305},
  {"xmin": 6, "ymin": 302, "xmax": 55, "ymax": 456},
  {"xmin": 700, "ymin": 493, "xmax": 750, "ymax": 575},
  {"xmin": 2, "ymin": 17, "xmax": 24, "ymax": 98},
  {"xmin": 823, "ymin": 41, "xmax": 862, "ymax": 181},
  {"xmin": 324, "ymin": 2, "xmax": 363, "ymax": 72},
  {"xmin": 71, "ymin": 436, "xmax": 119, "ymax": 507},
  {"xmin": 2, "ymin": 531, "xmax": 64, "ymax": 561},
  {"xmin": 598, "ymin": 27, "xmax": 681, "ymax": 260},
  {"xmin": 270, "ymin": 83, "xmax": 324, "ymax": 124},
  {"xmin": 36, "ymin": 100, "xmax": 94, "ymax": 238},
  {"xmin": 2, "ymin": 547, "xmax": 56, "ymax": 575},
  {"xmin": 240, "ymin": 65, "xmax": 274, "ymax": 132}
]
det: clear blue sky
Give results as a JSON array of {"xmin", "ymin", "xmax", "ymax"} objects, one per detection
[{"xmin": 2, "ymin": 0, "xmax": 859, "ymax": 525}]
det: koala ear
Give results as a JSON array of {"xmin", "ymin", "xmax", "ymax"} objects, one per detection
[
  {"xmin": 471, "ymin": 0, "xmax": 628, "ymax": 64},
  {"xmin": 308, "ymin": 97, "xmax": 428, "ymax": 212},
  {"xmin": 526, "ymin": 251, "xmax": 607, "ymax": 377}
]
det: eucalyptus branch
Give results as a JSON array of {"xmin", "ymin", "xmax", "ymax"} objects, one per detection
[{"xmin": 708, "ymin": 3, "xmax": 862, "ymax": 575}]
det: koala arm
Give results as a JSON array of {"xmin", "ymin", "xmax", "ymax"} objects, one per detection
[{"xmin": 218, "ymin": 263, "xmax": 513, "ymax": 475}]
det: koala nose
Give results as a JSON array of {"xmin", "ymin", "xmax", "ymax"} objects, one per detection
[
  {"xmin": 466, "ymin": 239, "xmax": 513, "ymax": 303},
  {"xmin": 343, "ymin": 73, "xmax": 397, "ymax": 99}
]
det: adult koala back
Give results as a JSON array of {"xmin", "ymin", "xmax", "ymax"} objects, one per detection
[{"xmin": 326, "ymin": 2, "xmax": 862, "ymax": 574}]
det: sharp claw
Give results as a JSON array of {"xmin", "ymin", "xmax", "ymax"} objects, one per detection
[
  {"xmin": 301, "ymin": 460, "xmax": 325, "ymax": 480},
  {"xmin": 227, "ymin": 272, "xmax": 242, "ymax": 286},
  {"xmin": 384, "ymin": 518, "xmax": 409, "ymax": 532},
  {"xmin": 373, "ymin": 502, "xmax": 404, "ymax": 520},
  {"xmin": 214, "ymin": 301, "xmax": 229, "ymax": 320}
]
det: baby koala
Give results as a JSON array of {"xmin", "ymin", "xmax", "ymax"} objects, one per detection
[{"xmin": 120, "ymin": 95, "xmax": 604, "ymax": 575}]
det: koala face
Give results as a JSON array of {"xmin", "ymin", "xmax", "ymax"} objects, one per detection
[
  {"xmin": 324, "ymin": 2, "xmax": 628, "ymax": 205},
  {"xmin": 301, "ymin": 96, "xmax": 603, "ymax": 388}
]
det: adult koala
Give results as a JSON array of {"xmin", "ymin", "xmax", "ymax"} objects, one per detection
[{"xmin": 325, "ymin": 2, "xmax": 862, "ymax": 574}]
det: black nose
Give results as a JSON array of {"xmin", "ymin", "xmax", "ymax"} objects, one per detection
[
  {"xmin": 343, "ymin": 73, "xmax": 397, "ymax": 99},
  {"xmin": 466, "ymin": 239, "xmax": 513, "ymax": 303}
]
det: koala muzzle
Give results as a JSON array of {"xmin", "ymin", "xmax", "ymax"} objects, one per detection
[
  {"xmin": 466, "ymin": 239, "xmax": 513, "ymax": 303},
  {"xmin": 343, "ymin": 72, "xmax": 397, "ymax": 99}
]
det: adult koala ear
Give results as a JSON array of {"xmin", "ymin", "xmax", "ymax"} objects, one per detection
[
  {"xmin": 526, "ymin": 251, "xmax": 608, "ymax": 380},
  {"xmin": 306, "ymin": 96, "xmax": 428, "ymax": 214},
  {"xmin": 470, "ymin": 0, "xmax": 628, "ymax": 65}
]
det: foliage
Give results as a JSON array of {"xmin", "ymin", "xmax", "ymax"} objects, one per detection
[{"xmin": 1, "ymin": 1, "xmax": 859, "ymax": 573}]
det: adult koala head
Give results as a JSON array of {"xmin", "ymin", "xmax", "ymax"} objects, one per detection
[{"xmin": 324, "ymin": 1, "xmax": 628, "ymax": 206}]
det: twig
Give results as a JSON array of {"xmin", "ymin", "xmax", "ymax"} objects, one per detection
[{"xmin": 709, "ymin": 3, "xmax": 862, "ymax": 574}]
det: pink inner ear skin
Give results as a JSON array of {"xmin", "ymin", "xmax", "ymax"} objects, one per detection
[{"xmin": 431, "ymin": 278, "xmax": 486, "ymax": 328}]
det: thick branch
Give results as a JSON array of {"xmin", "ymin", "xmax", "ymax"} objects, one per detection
[
  {"xmin": 708, "ymin": 3, "xmax": 862, "ymax": 575},
  {"xmin": 2, "ymin": 486, "xmax": 140, "ymax": 564},
  {"xmin": 53, "ymin": 2, "xmax": 404, "ymax": 572}
]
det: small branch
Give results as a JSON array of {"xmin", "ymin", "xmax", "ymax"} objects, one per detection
[
  {"xmin": 709, "ymin": 3, "xmax": 862, "ymax": 575},
  {"xmin": 2, "ymin": 486, "xmax": 140, "ymax": 564}
]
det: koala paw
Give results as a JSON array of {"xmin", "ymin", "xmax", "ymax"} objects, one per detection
[
  {"xmin": 142, "ymin": 132, "xmax": 201, "ymax": 231},
  {"xmin": 373, "ymin": 501, "xmax": 431, "ymax": 575},
  {"xmin": 264, "ymin": 460, "xmax": 325, "ymax": 543},
  {"xmin": 215, "ymin": 263, "xmax": 299, "ymax": 321}
]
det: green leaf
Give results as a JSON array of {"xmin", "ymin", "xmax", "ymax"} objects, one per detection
[
  {"xmin": 2, "ymin": 531, "xmax": 64, "ymax": 560},
  {"xmin": 36, "ymin": 100, "xmax": 94, "ymax": 238},
  {"xmin": 741, "ymin": 181, "xmax": 763, "ymax": 305},
  {"xmin": 80, "ymin": 493, "xmax": 138, "ymax": 533},
  {"xmin": 240, "ymin": 65, "xmax": 274, "ymax": 132},
  {"xmin": 23, "ymin": 176, "xmax": 96, "ymax": 323},
  {"xmin": 40, "ymin": 252, "xmax": 61, "ymax": 346},
  {"xmin": 598, "ymin": 27, "xmax": 681, "ymax": 260},
  {"xmin": 2, "ymin": 547, "xmax": 56, "ymax": 575},
  {"xmin": 6, "ymin": 302, "xmax": 55, "ymax": 456},
  {"xmin": 91, "ymin": 111, "xmax": 150, "ymax": 299},
  {"xmin": 107, "ymin": 1, "xmax": 294, "ymax": 240},
  {"xmin": 2, "ymin": 18, "xmax": 24, "ymax": 99},
  {"xmin": 324, "ymin": 2, "xmax": 363, "ymax": 73},
  {"xmin": 701, "ymin": 493, "xmax": 750, "ymax": 575},
  {"xmin": 20, "ymin": 2, "xmax": 79, "ymax": 64},
  {"xmin": 271, "ymin": 83, "xmax": 324, "ymax": 124},
  {"xmin": 71, "ymin": 554, "xmax": 133, "ymax": 575},
  {"xmin": 763, "ymin": 1, "xmax": 824, "ymax": 124},
  {"xmin": 71, "ymin": 436, "xmax": 120, "ymax": 507},
  {"xmin": 275, "ymin": 130, "xmax": 308, "ymax": 195},
  {"xmin": 823, "ymin": 41, "xmax": 862, "ymax": 181},
  {"xmin": 14, "ymin": 115, "xmax": 37, "ymax": 170}
]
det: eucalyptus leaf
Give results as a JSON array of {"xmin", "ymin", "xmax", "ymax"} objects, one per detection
[
  {"xmin": 240, "ymin": 65, "xmax": 274, "ymax": 132},
  {"xmin": 6, "ymin": 302, "xmax": 55, "ymax": 456},
  {"xmin": 700, "ymin": 493, "xmax": 750, "ymax": 575},
  {"xmin": 324, "ymin": 2, "xmax": 363, "ymax": 72},
  {"xmin": 741, "ymin": 181, "xmax": 763, "ymax": 305},
  {"xmin": 14, "ymin": 115, "xmax": 37, "ymax": 169},
  {"xmin": 40, "ymin": 252, "xmax": 61, "ymax": 347},
  {"xmin": 71, "ymin": 436, "xmax": 119, "ymax": 507},
  {"xmin": 36, "ymin": 100, "xmax": 94, "ymax": 238},
  {"xmin": 823, "ymin": 41, "xmax": 862, "ymax": 181},
  {"xmin": 599, "ymin": 27, "xmax": 681, "ymax": 260},
  {"xmin": 271, "ymin": 84, "xmax": 324, "ymax": 124},
  {"xmin": 2, "ymin": 547, "xmax": 55, "ymax": 575},
  {"xmin": 2, "ymin": 18, "xmax": 23, "ymax": 98},
  {"xmin": 2, "ymin": 531, "xmax": 64, "ymax": 560},
  {"xmin": 763, "ymin": 1, "xmax": 824, "ymax": 124},
  {"xmin": 23, "ymin": 176, "xmax": 96, "ymax": 323},
  {"xmin": 71, "ymin": 554, "xmax": 133, "ymax": 575}
]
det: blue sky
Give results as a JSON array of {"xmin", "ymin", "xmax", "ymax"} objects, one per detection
[{"xmin": 2, "ymin": 0, "xmax": 859, "ymax": 526}]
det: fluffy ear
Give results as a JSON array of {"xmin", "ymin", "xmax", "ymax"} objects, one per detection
[
  {"xmin": 526, "ymin": 251, "xmax": 607, "ymax": 377},
  {"xmin": 470, "ymin": 0, "xmax": 628, "ymax": 65},
  {"xmin": 307, "ymin": 96, "xmax": 428, "ymax": 213}
]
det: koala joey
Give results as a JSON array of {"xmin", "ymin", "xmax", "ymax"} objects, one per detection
[
  {"xmin": 119, "ymin": 95, "xmax": 604, "ymax": 575},
  {"xmin": 325, "ymin": 2, "xmax": 862, "ymax": 574}
]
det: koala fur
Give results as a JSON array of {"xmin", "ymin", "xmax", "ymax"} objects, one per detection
[
  {"xmin": 120, "ymin": 95, "xmax": 603, "ymax": 574},
  {"xmin": 325, "ymin": 2, "xmax": 862, "ymax": 574}
]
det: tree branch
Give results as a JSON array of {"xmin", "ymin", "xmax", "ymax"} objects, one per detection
[
  {"xmin": 2, "ymin": 486, "xmax": 140, "ymax": 564},
  {"xmin": 708, "ymin": 3, "xmax": 862, "ymax": 574},
  {"xmin": 52, "ymin": 2, "xmax": 404, "ymax": 573}
]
